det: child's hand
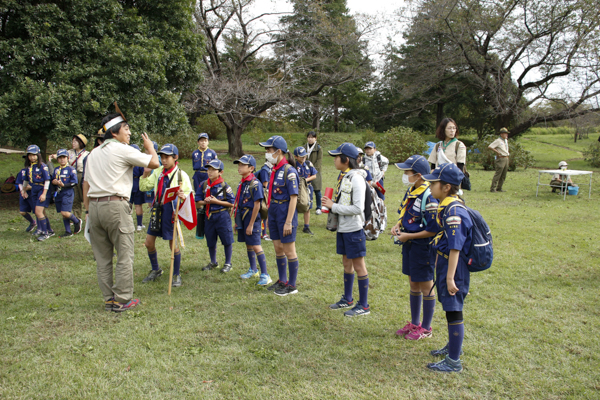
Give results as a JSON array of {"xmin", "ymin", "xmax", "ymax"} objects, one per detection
[
  {"xmin": 283, "ymin": 222, "xmax": 293, "ymax": 236},
  {"xmin": 447, "ymin": 278, "xmax": 459, "ymax": 296},
  {"xmin": 246, "ymin": 225, "xmax": 253, "ymax": 236},
  {"xmin": 21, "ymin": 191, "xmax": 28, "ymax": 199},
  {"xmin": 396, "ymin": 232, "xmax": 410, "ymax": 243},
  {"xmin": 52, "ymin": 179, "xmax": 59, "ymax": 185},
  {"xmin": 142, "ymin": 168, "xmax": 152, "ymax": 178},
  {"xmin": 39, "ymin": 194, "xmax": 46, "ymax": 202},
  {"xmin": 321, "ymin": 196, "xmax": 333, "ymax": 209},
  {"xmin": 390, "ymin": 224, "xmax": 401, "ymax": 236},
  {"xmin": 58, "ymin": 180, "xmax": 64, "ymax": 187},
  {"xmin": 177, "ymin": 190, "xmax": 186, "ymax": 200},
  {"xmin": 204, "ymin": 196, "xmax": 212, "ymax": 203}
]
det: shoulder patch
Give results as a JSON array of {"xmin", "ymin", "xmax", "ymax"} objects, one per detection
[
  {"xmin": 226, "ymin": 186, "xmax": 233, "ymax": 194},
  {"xmin": 43, "ymin": 166, "xmax": 48, "ymax": 171},
  {"xmin": 426, "ymin": 203, "xmax": 438, "ymax": 211},
  {"xmin": 287, "ymin": 173, "xmax": 296, "ymax": 180},
  {"xmin": 446, "ymin": 216, "xmax": 462, "ymax": 225}
]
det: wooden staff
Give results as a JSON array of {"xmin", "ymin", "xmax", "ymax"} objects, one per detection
[{"xmin": 168, "ymin": 169, "xmax": 183, "ymax": 295}]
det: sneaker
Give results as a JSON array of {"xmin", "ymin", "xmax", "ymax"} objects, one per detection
[
  {"xmin": 257, "ymin": 273, "xmax": 272, "ymax": 286},
  {"xmin": 112, "ymin": 298, "xmax": 140, "ymax": 313},
  {"xmin": 136, "ymin": 225, "xmax": 144, "ymax": 232},
  {"xmin": 405, "ymin": 326, "xmax": 432, "ymax": 340},
  {"xmin": 262, "ymin": 234, "xmax": 272, "ymax": 241},
  {"xmin": 315, "ymin": 209, "xmax": 322, "ymax": 215},
  {"xmin": 267, "ymin": 280, "xmax": 286, "ymax": 291},
  {"xmin": 275, "ymin": 284, "xmax": 298, "ymax": 296},
  {"xmin": 240, "ymin": 268, "xmax": 260, "ymax": 279},
  {"xmin": 396, "ymin": 322, "xmax": 419, "ymax": 337},
  {"xmin": 25, "ymin": 223, "xmax": 37, "ymax": 233},
  {"xmin": 59, "ymin": 232, "xmax": 74, "ymax": 238},
  {"xmin": 142, "ymin": 268, "xmax": 163, "ymax": 283},
  {"xmin": 105, "ymin": 298, "xmax": 116, "ymax": 311},
  {"xmin": 329, "ymin": 295, "xmax": 354, "ymax": 310},
  {"xmin": 47, "ymin": 230, "xmax": 55, "ymax": 238},
  {"xmin": 32, "ymin": 229, "xmax": 41, "ymax": 236},
  {"xmin": 172, "ymin": 274, "xmax": 182, "ymax": 287},
  {"xmin": 220, "ymin": 264, "xmax": 232, "ymax": 273},
  {"xmin": 427, "ymin": 355, "xmax": 463, "ymax": 373},
  {"xmin": 73, "ymin": 218, "xmax": 82, "ymax": 234},
  {"xmin": 430, "ymin": 343, "xmax": 463, "ymax": 357},
  {"xmin": 37, "ymin": 233, "xmax": 50, "ymax": 242},
  {"xmin": 344, "ymin": 304, "xmax": 370, "ymax": 317},
  {"xmin": 202, "ymin": 262, "xmax": 218, "ymax": 271},
  {"xmin": 302, "ymin": 226, "xmax": 314, "ymax": 235}
]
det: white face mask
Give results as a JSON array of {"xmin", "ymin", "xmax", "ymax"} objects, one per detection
[
  {"xmin": 402, "ymin": 173, "xmax": 416, "ymax": 186},
  {"xmin": 265, "ymin": 151, "xmax": 278, "ymax": 165}
]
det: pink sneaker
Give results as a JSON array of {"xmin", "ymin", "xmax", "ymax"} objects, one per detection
[
  {"xmin": 405, "ymin": 325, "xmax": 432, "ymax": 340},
  {"xmin": 395, "ymin": 322, "xmax": 418, "ymax": 336}
]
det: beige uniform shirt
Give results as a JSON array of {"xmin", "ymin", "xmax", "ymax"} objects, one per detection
[
  {"xmin": 86, "ymin": 141, "xmax": 152, "ymax": 198},
  {"xmin": 427, "ymin": 140, "xmax": 467, "ymax": 167},
  {"xmin": 489, "ymin": 138, "xmax": 510, "ymax": 156},
  {"xmin": 68, "ymin": 149, "xmax": 90, "ymax": 173}
]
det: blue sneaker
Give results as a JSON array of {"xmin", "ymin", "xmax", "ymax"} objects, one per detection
[
  {"xmin": 257, "ymin": 273, "xmax": 272, "ymax": 286},
  {"xmin": 240, "ymin": 268, "xmax": 259, "ymax": 279},
  {"xmin": 427, "ymin": 355, "xmax": 463, "ymax": 372},
  {"xmin": 344, "ymin": 304, "xmax": 370, "ymax": 317},
  {"xmin": 430, "ymin": 343, "xmax": 464, "ymax": 357}
]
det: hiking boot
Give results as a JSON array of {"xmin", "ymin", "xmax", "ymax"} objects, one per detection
[
  {"xmin": 405, "ymin": 326, "xmax": 432, "ymax": 340},
  {"xmin": 302, "ymin": 226, "xmax": 314, "ymax": 235},
  {"xmin": 427, "ymin": 355, "xmax": 463, "ymax": 373},
  {"xmin": 104, "ymin": 298, "xmax": 116, "ymax": 311},
  {"xmin": 240, "ymin": 268, "xmax": 259, "ymax": 279},
  {"xmin": 73, "ymin": 218, "xmax": 82, "ymax": 234},
  {"xmin": 112, "ymin": 298, "xmax": 140, "ymax": 313},
  {"xmin": 142, "ymin": 269, "xmax": 163, "ymax": 283},
  {"xmin": 396, "ymin": 322, "xmax": 419, "ymax": 337},
  {"xmin": 37, "ymin": 233, "xmax": 50, "ymax": 242},
  {"xmin": 275, "ymin": 284, "xmax": 298, "ymax": 296},
  {"xmin": 430, "ymin": 343, "xmax": 463, "ymax": 357},
  {"xmin": 267, "ymin": 280, "xmax": 286, "ymax": 292},
  {"xmin": 329, "ymin": 296, "xmax": 354, "ymax": 310},
  {"xmin": 59, "ymin": 232, "xmax": 74, "ymax": 238},
  {"xmin": 202, "ymin": 262, "xmax": 218, "ymax": 271},
  {"xmin": 172, "ymin": 274, "xmax": 182, "ymax": 287},
  {"xmin": 25, "ymin": 223, "xmax": 37, "ymax": 233},
  {"xmin": 344, "ymin": 304, "xmax": 370, "ymax": 317},
  {"xmin": 257, "ymin": 273, "xmax": 272, "ymax": 286},
  {"xmin": 220, "ymin": 264, "xmax": 232, "ymax": 273}
]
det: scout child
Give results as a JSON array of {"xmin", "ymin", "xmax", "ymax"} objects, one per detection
[
  {"xmin": 23, "ymin": 145, "xmax": 54, "ymax": 241},
  {"xmin": 233, "ymin": 155, "xmax": 271, "ymax": 285},
  {"xmin": 49, "ymin": 149, "xmax": 82, "ymax": 237},
  {"xmin": 191, "ymin": 132, "xmax": 218, "ymax": 196},
  {"xmin": 257, "ymin": 158, "xmax": 272, "ymax": 240},
  {"xmin": 422, "ymin": 163, "xmax": 472, "ymax": 372},
  {"xmin": 16, "ymin": 163, "xmax": 36, "ymax": 232},
  {"xmin": 391, "ymin": 155, "xmax": 439, "ymax": 340},
  {"xmin": 304, "ymin": 131, "xmax": 323, "ymax": 214},
  {"xmin": 259, "ymin": 135, "xmax": 301, "ymax": 296},
  {"xmin": 293, "ymin": 146, "xmax": 318, "ymax": 235},
  {"xmin": 129, "ymin": 144, "xmax": 146, "ymax": 231},
  {"xmin": 196, "ymin": 159, "xmax": 235, "ymax": 273},
  {"xmin": 139, "ymin": 144, "xmax": 192, "ymax": 287},
  {"xmin": 363, "ymin": 141, "xmax": 389, "ymax": 200},
  {"xmin": 323, "ymin": 143, "xmax": 370, "ymax": 317}
]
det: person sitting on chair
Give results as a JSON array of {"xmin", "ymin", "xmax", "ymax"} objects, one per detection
[{"xmin": 550, "ymin": 161, "xmax": 577, "ymax": 193}]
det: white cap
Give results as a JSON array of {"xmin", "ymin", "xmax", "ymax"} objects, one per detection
[{"xmin": 558, "ymin": 161, "xmax": 568, "ymax": 168}]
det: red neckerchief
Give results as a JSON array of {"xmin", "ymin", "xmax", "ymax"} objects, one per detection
[
  {"xmin": 205, "ymin": 176, "xmax": 224, "ymax": 217},
  {"xmin": 233, "ymin": 173, "xmax": 255, "ymax": 217},
  {"xmin": 267, "ymin": 158, "xmax": 288, "ymax": 206},
  {"xmin": 71, "ymin": 150, "xmax": 85, "ymax": 167},
  {"xmin": 156, "ymin": 163, "xmax": 177, "ymax": 205}
]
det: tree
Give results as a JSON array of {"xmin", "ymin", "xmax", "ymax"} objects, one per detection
[{"xmin": 0, "ymin": 0, "xmax": 203, "ymax": 154}]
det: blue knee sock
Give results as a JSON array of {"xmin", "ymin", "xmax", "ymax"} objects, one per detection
[
  {"xmin": 209, "ymin": 246, "xmax": 217, "ymax": 264},
  {"xmin": 63, "ymin": 218, "xmax": 72, "ymax": 234},
  {"xmin": 136, "ymin": 214, "xmax": 143, "ymax": 226},
  {"xmin": 35, "ymin": 217, "xmax": 40, "ymax": 230},
  {"xmin": 247, "ymin": 250, "xmax": 257, "ymax": 272},
  {"xmin": 69, "ymin": 214, "xmax": 79, "ymax": 223},
  {"xmin": 422, "ymin": 295, "xmax": 436, "ymax": 331},
  {"xmin": 448, "ymin": 321, "xmax": 464, "ymax": 361},
  {"xmin": 256, "ymin": 251, "xmax": 267, "ymax": 274},
  {"xmin": 39, "ymin": 218, "xmax": 47, "ymax": 234},
  {"xmin": 357, "ymin": 274, "xmax": 369, "ymax": 308},
  {"xmin": 46, "ymin": 218, "xmax": 52, "ymax": 232},
  {"xmin": 276, "ymin": 255, "xmax": 287, "ymax": 283},
  {"xmin": 224, "ymin": 244, "xmax": 233, "ymax": 265},
  {"xmin": 173, "ymin": 251, "xmax": 181, "ymax": 276},
  {"xmin": 23, "ymin": 213, "xmax": 34, "ymax": 224},
  {"xmin": 344, "ymin": 272, "xmax": 354, "ymax": 303},
  {"xmin": 148, "ymin": 250, "xmax": 159, "ymax": 271},
  {"xmin": 410, "ymin": 291, "xmax": 422, "ymax": 326},
  {"xmin": 288, "ymin": 258, "xmax": 299, "ymax": 287}
]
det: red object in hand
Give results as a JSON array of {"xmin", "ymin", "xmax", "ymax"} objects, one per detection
[
  {"xmin": 322, "ymin": 187, "xmax": 334, "ymax": 213},
  {"xmin": 375, "ymin": 181, "xmax": 386, "ymax": 194}
]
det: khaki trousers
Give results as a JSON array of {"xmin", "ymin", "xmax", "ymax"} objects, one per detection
[
  {"xmin": 72, "ymin": 172, "xmax": 83, "ymax": 219},
  {"xmin": 491, "ymin": 157, "xmax": 509, "ymax": 191},
  {"xmin": 89, "ymin": 200, "xmax": 136, "ymax": 303}
]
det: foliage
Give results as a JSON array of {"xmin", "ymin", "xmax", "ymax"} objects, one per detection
[
  {"xmin": 362, "ymin": 126, "xmax": 428, "ymax": 163},
  {"xmin": 194, "ymin": 114, "xmax": 225, "ymax": 140},
  {"xmin": 469, "ymin": 135, "xmax": 536, "ymax": 171},
  {"xmin": 583, "ymin": 142, "xmax": 600, "ymax": 168}
]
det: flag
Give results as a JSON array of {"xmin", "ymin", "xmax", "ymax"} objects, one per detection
[
  {"xmin": 162, "ymin": 185, "xmax": 180, "ymax": 204},
  {"xmin": 178, "ymin": 192, "xmax": 197, "ymax": 230}
]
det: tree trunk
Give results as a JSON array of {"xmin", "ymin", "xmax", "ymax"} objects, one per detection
[
  {"xmin": 311, "ymin": 99, "xmax": 320, "ymax": 131},
  {"xmin": 436, "ymin": 102, "xmax": 444, "ymax": 128},
  {"xmin": 226, "ymin": 125, "xmax": 245, "ymax": 158},
  {"xmin": 333, "ymin": 94, "xmax": 339, "ymax": 133}
]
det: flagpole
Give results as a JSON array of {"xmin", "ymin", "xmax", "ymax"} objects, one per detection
[{"xmin": 168, "ymin": 170, "xmax": 183, "ymax": 295}]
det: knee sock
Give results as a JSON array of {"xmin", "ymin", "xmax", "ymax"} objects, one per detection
[
  {"xmin": 209, "ymin": 246, "xmax": 217, "ymax": 264},
  {"xmin": 344, "ymin": 272, "xmax": 355, "ymax": 302},
  {"xmin": 46, "ymin": 218, "xmax": 52, "ymax": 232},
  {"xmin": 69, "ymin": 214, "xmax": 79, "ymax": 223},
  {"xmin": 63, "ymin": 218, "xmax": 72, "ymax": 234},
  {"xmin": 357, "ymin": 274, "xmax": 369, "ymax": 308},
  {"xmin": 39, "ymin": 218, "xmax": 47, "ymax": 234},
  {"xmin": 224, "ymin": 244, "xmax": 233, "ymax": 265},
  {"xmin": 148, "ymin": 250, "xmax": 159, "ymax": 271},
  {"xmin": 247, "ymin": 250, "xmax": 257, "ymax": 272},
  {"xmin": 136, "ymin": 214, "xmax": 143, "ymax": 226},
  {"xmin": 173, "ymin": 251, "xmax": 181, "ymax": 276},
  {"xmin": 288, "ymin": 258, "xmax": 299, "ymax": 287},
  {"xmin": 276, "ymin": 255, "xmax": 287, "ymax": 283},
  {"xmin": 36, "ymin": 217, "xmax": 41, "ymax": 230},
  {"xmin": 256, "ymin": 251, "xmax": 267, "ymax": 274},
  {"xmin": 422, "ymin": 294, "xmax": 436, "ymax": 331},
  {"xmin": 22, "ymin": 213, "xmax": 34, "ymax": 224},
  {"xmin": 410, "ymin": 291, "xmax": 422, "ymax": 326},
  {"xmin": 448, "ymin": 321, "xmax": 464, "ymax": 361}
]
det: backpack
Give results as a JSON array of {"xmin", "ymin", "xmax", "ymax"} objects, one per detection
[
  {"xmin": 419, "ymin": 187, "xmax": 431, "ymax": 227},
  {"xmin": 283, "ymin": 164, "xmax": 310, "ymax": 213},
  {"xmin": 364, "ymin": 184, "xmax": 387, "ymax": 240},
  {"xmin": 250, "ymin": 179, "xmax": 269, "ymax": 220},
  {"xmin": 446, "ymin": 203, "xmax": 493, "ymax": 272}
]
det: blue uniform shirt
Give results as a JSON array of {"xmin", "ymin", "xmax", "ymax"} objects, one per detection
[
  {"xmin": 24, "ymin": 163, "xmax": 51, "ymax": 185},
  {"xmin": 132, "ymin": 166, "xmax": 144, "ymax": 192},
  {"xmin": 198, "ymin": 180, "xmax": 235, "ymax": 212},
  {"xmin": 52, "ymin": 165, "xmax": 78, "ymax": 197},
  {"xmin": 239, "ymin": 178, "xmax": 264, "ymax": 210},
  {"xmin": 296, "ymin": 160, "xmax": 317, "ymax": 180},
  {"xmin": 269, "ymin": 164, "xmax": 299, "ymax": 202},
  {"xmin": 398, "ymin": 190, "xmax": 439, "ymax": 233},
  {"xmin": 434, "ymin": 201, "xmax": 473, "ymax": 255},
  {"xmin": 15, "ymin": 168, "xmax": 27, "ymax": 190},
  {"xmin": 257, "ymin": 164, "xmax": 271, "ymax": 185},
  {"xmin": 191, "ymin": 148, "xmax": 218, "ymax": 171}
]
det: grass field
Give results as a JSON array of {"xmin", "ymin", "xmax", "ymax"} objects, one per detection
[{"xmin": 1, "ymin": 135, "xmax": 599, "ymax": 399}]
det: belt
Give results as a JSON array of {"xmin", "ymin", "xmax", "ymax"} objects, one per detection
[
  {"xmin": 437, "ymin": 250, "xmax": 449, "ymax": 259},
  {"xmin": 497, "ymin": 155, "xmax": 509, "ymax": 158},
  {"xmin": 271, "ymin": 199, "xmax": 289, "ymax": 204},
  {"xmin": 209, "ymin": 208, "xmax": 228, "ymax": 214},
  {"xmin": 91, "ymin": 196, "xmax": 129, "ymax": 202},
  {"xmin": 33, "ymin": 183, "xmax": 44, "ymax": 186}
]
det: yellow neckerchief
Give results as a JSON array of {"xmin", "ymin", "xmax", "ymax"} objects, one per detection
[
  {"xmin": 28, "ymin": 165, "xmax": 33, "ymax": 182},
  {"xmin": 397, "ymin": 181, "xmax": 429, "ymax": 227},
  {"xmin": 55, "ymin": 165, "xmax": 66, "ymax": 180},
  {"xmin": 198, "ymin": 147, "xmax": 208, "ymax": 167},
  {"xmin": 431, "ymin": 194, "xmax": 462, "ymax": 246},
  {"xmin": 335, "ymin": 168, "xmax": 350, "ymax": 199}
]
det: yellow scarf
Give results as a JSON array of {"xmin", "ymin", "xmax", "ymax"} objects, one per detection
[
  {"xmin": 335, "ymin": 168, "xmax": 350, "ymax": 199},
  {"xmin": 431, "ymin": 194, "xmax": 462, "ymax": 246},
  {"xmin": 397, "ymin": 182, "xmax": 429, "ymax": 227}
]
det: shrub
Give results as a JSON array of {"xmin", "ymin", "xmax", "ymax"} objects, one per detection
[
  {"xmin": 362, "ymin": 126, "xmax": 428, "ymax": 163},
  {"xmin": 194, "ymin": 114, "xmax": 225, "ymax": 140},
  {"xmin": 583, "ymin": 142, "xmax": 600, "ymax": 168},
  {"xmin": 469, "ymin": 135, "xmax": 536, "ymax": 171}
]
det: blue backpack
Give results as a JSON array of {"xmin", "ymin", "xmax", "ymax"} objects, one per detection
[{"xmin": 447, "ymin": 203, "xmax": 493, "ymax": 272}]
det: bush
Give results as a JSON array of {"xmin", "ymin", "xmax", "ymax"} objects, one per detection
[
  {"xmin": 469, "ymin": 135, "xmax": 536, "ymax": 171},
  {"xmin": 150, "ymin": 131, "xmax": 197, "ymax": 159},
  {"xmin": 194, "ymin": 114, "xmax": 225, "ymax": 140},
  {"xmin": 362, "ymin": 126, "xmax": 428, "ymax": 163},
  {"xmin": 583, "ymin": 142, "xmax": 600, "ymax": 168}
]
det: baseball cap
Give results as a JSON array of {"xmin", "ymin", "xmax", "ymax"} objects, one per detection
[
  {"xmin": 130, "ymin": 144, "xmax": 140, "ymax": 151},
  {"xmin": 293, "ymin": 146, "xmax": 307, "ymax": 157},
  {"xmin": 395, "ymin": 155, "xmax": 430, "ymax": 176},
  {"xmin": 158, "ymin": 144, "xmax": 179, "ymax": 156},
  {"xmin": 207, "ymin": 159, "xmax": 224, "ymax": 171},
  {"xmin": 422, "ymin": 163, "xmax": 464, "ymax": 186},
  {"xmin": 259, "ymin": 135, "xmax": 288, "ymax": 152},
  {"xmin": 26, "ymin": 145, "xmax": 41, "ymax": 155},
  {"xmin": 328, "ymin": 143, "xmax": 359, "ymax": 159},
  {"xmin": 57, "ymin": 149, "xmax": 69, "ymax": 157},
  {"xmin": 364, "ymin": 141, "xmax": 376, "ymax": 149},
  {"xmin": 558, "ymin": 161, "xmax": 568, "ymax": 168},
  {"xmin": 234, "ymin": 155, "xmax": 257, "ymax": 169},
  {"xmin": 152, "ymin": 141, "xmax": 158, "ymax": 151},
  {"xmin": 198, "ymin": 132, "xmax": 209, "ymax": 140}
]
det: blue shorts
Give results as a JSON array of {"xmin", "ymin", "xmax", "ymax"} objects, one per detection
[
  {"xmin": 19, "ymin": 195, "xmax": 33, "ymax": 213},
  {"xmin": 268, "ymin": 201, "xmax": 297, "ymax": 243},
  {"xmin": 130, "ymin": 189, "xmax": 146, "ymax": 205},
  {"xmin": 205, "ymin": 210, "xmax": 234, "ymax": 247},
  {"xmin": 146, "ymin": 204, "xmax": 176, "ymax": 240},
  {"xmin": 31, "ymin": 186, "xmax": 49, "ymax": 208},
  {"xmin": 193, "ymin": 171, "xmax": 208, "ymax": 194},
  {"xmin": 402, "ymin": 238, "xmax": 434, "ymax": 282},
  {"xmin": 237, "ymin": 209, "xmax": 261, "ymax": 246},
  {"xmin": 55, "ymin": 190, "xmax": 74, "ymax": 213},
  {"xmin": 336, "ymin": 230, "xmax": 367, "ymax": 259},
  {"xmin": 435, "ymin": 251, "xmax": 470, "ymax": 312},
  {"xmin": 144, "ymin": 191, "xmax": 154, "ymax": 203}
]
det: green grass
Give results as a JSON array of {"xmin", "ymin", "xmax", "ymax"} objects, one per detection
[{"xmin": 1, "ymin": 137, "xmax": 600, "ymax": 399}]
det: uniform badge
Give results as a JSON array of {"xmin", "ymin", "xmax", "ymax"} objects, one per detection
[
  {"xmin": 426, "ymin": 203, "xmax": 438, "ymax": 212},
  {"xmin": 288, "ymin": 173, "xmax": 296, "ymax": 180},
  {"xmin": 226, "ymin": 186, "xmax": 233, "ymax": 194},
  {"xmin": 446, "ymin": 216, "xmax": 462, "ymax": 225},
  {"xmin": 277, "ymin": 171, "xmax": 284, "ymax": 179}
]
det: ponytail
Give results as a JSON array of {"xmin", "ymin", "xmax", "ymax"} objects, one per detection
[{"xmin": 285, "ymin": 151, "xmax": 297, "ymax": 168}]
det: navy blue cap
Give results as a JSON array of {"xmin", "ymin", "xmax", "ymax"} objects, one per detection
[
  {"xmin": 422, "ymin": 163, "xmax": 464, "ymax": 186},
  {"xmin": 207, "ymin": 159, "xmax": 224, "ymax": 171},
  {"xmin": 57, "ymin": 149, "xmax": 69, "ymax": 157},
  {"xmin": 395, "ymin": 155, "xmax": 430, "ymax": 176},
  {"xmin": 364, "ymin": 141, "xmax": 376, "ymax": 149},
  {"xmin": 259, "ymin": 135, "xmax": 288, "ymax": 152},
  {"xmin": 328, "ymin": 143, "xmax": 359, "ymax": 159},
  {"xmin": 158, "ymin": 144, "xmax": 179, "ymax": 156},
  {"xmin": 234, "ymin": 155, "xmax": 256, "ymax": 169},
  {"xmin": 198, "ymin": 132, "xmax": 209, "ymax": 140},
  {"xmin": 26, "ymin": 145, "xmax": 40, "ymax": 154},
  {"xmin": 130, "ymin": 144, "xmax": 140, "ymax": 151},
  {"xmin": 152, "ymin": 141, "xmax": 158, "ymax": 151},
  {"xmin": 293, "ymin": 146, "xmax": 307, "ymax": 157}
]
